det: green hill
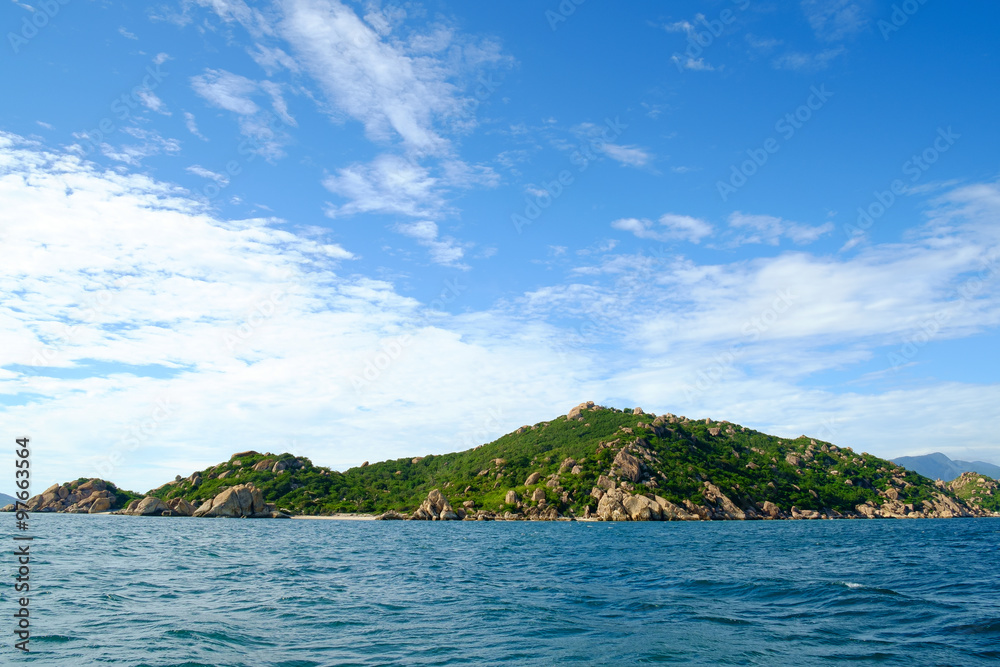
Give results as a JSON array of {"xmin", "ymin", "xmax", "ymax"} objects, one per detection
[{"xmin": 146, "ymin": 402, "xmax": 994, "ymax": 520}]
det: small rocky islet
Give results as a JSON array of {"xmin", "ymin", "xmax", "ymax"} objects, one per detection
[{"xmin": 5, "ymin": 402, "xmax": 998, "ymax": 521}]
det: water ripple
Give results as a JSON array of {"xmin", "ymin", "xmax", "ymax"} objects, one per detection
[{"xmin": 3, "ymin": 516, "xmax": 999, "ymax": 665}]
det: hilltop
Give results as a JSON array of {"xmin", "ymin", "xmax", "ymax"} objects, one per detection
[
  {"xmin": 8, "ymin": 402, "xmax": 998, "ymax": 521},
  {"xmin": 143, "ymin": 402, "xmax": 996, "ymax": 520}
]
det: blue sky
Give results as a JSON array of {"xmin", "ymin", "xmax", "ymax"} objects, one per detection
[{"xmin": 2, "ymin": 0, "xmax": 999, "ymax": 493}]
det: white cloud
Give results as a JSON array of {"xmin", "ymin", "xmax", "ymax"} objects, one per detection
[
  {"xmin": 0, "ymin": 133, "xmax": 596, "ymax": 491},
  {"xmin": 394, "ymin": 220, "xmax": 469, "ymax": 268},
  {"xmin": 603, "ymin": 143, "xmax": 652, "ymax": 168},
  {"xmin": 191, "ymin": 69, "xmax": 261, "ymax": 115},
  {"xmin": 773, "ymin": 47, "xmax": 845, "ymax": 71},
  {"xmin": 2, "ymin": 134, "xmax": 1000, "ymax": 489},
  {"xmin": 92, "ymin": 127, "xmax": 181, "ymax": 166},
  {"xmin": 190, "ymin": 69, "xmax": 295, "ymax": 158},
  {"xmin": 672, "ymin": 55, "xmax": 716, "ymax": 71},
  {"xmin": 118, "ymin": 26, "xmax": 138, "ymax": 40},
  {"xmin": 186, "ymin": 165, "xmax": 230, "ymax": 186},
  {"xmin": 183, "ymin": 112, "xmax": 208, "ymax": 141},
  {"xmin": 323, "ymin": 154, "xmax": 443, "ymax": 218},
  {"xmin": 800, "ymin": 0, "xmax": 869, "ymax": 41},
  {"xmin": 728, "ymin": 212, "xmax": 834, "ymax": 246},
  {"xmin": 612, "ymin": 214, "xmax": 714, "ymax": 244},
  {"xmin": 663, "ymin": 19, "xmax": 694, "ymax": 34},
  {"xmin": 137, "ymin": 88, "xmax": 170, "ymax": 115},
  {"xmin": 278, "ymin": 0, "xmax": 470, "ymax": 156}
]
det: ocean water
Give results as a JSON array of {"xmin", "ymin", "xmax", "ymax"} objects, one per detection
[{"xmin": 3, "ymin": 516, "xmax": 999, "ymax": 666}]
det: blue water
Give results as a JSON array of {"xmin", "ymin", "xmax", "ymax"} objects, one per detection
[{"xmin": 3, "ymin": 516, "xmax": 999, "ymax": 665}]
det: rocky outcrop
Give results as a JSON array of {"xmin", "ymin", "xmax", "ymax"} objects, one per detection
[
  {"xmin": 13, "ymin": 479, "xmax": 121, "ymax": 514},
  {"xmin": 191, "ymin": 483, "xmax": 287, "ymax": 518},
  {"xmin": 124, "ymin": 497, "xmax": 170, "ymax": 516},
  {"xmin": 567, "ymin": 401, "xmax": 596, "ymax": 421},
  {"xmin": 612, "ymin": 450, "xmax": 644, "ymax": 483},
  {"xmin": 409, "ymin": 489, "xmax": 459, "ymax": 520}
]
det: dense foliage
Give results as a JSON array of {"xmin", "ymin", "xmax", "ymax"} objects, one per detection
[{"xmin": 145, "ymin": 406, "xmax": 968, "ymax": 516}]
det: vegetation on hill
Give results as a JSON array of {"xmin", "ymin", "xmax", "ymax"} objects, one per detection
[
  {"xmin": 949, "ymin": 472, "xmax": 1000, "ymax": 512},
  {"xmin": 145, "ymin": 405, "xmax": 983, "ymax": 518}
]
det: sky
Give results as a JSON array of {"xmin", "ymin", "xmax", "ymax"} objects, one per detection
[{"xmin": 1, "ymin": 0, "xmax": 999, "ymax": 494}]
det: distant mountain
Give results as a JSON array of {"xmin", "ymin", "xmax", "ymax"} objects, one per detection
[
  {"xmin": 893, "ymin": 452, "xmax": 1000, "ymax": 482},
  {"xmin": 0, "ymin": 493, "xmax": 17, "ymax": 507}
]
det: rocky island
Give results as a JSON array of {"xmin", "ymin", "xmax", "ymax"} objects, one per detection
[{"xmin": 6, "ymin": 403, "xmax": 998, "ymax": 521}]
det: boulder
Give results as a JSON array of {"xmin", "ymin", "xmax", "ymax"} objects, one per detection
[
  {"xmin": 272, "ymin": 460, "xmax": 286, "ymax": 474},
  {"xmin": 632, "ymin": 407, "xmax": 644, "ymax": 415},
  {"xmin": 567, "ymin": 401, "xmax": 595, "ymax": 420},
  {"xmin": 168, "ymin": 498, "xmax": 197, "ymax": 516},
  {"xmin": 253, "ymin": 459, "xmax": 275, "ymax": 472},
  {"xmin": 531, "ymin": 488, "xmax": 546, "ymax": 502},
  {"xmin": 613, "ymin": 450, "xmax": 644, "ymax": 483},
  {"xmin": 193, "ymin": 484, "xmax": 268, "ymax": 518},
  {"xmin": 571, "ymin": 465, "xmax": 583, "ymax": 475},
  {"xmin": 702, "ymin": 482, "xmax": 745, "ymax": 520},
  {"xmin": 525, "ymin": 472, "xmax": 542, "ymax": 485},
  {"xmin": 505, "ymin": 489, "xmax": 520, "ymax": 505},
  {"xmin": 132, "ymin": 497, "xmax": 169, "ymax": 516},
  {"xmin": 88, "ymin": 497, "xmax": 112, "ymax": 513},
  {"xmin": 597, "ymin": 491, "xmax": 629, "ymax": 521},
  {"xmin": 411, "ymin": 489, "xmax": 459, "ymax": 520},
  {"xmin": 559, "ymin": 458, "xmax": 577, "ymax": 473},
  {"xmin": 375, "ymin": 510, "xmax": 407, "ymax": 520},
  {"xmin": 762, "ymin": 501, "xmax": 782, "ymax": 519},
  {"xmin": 623, "ymin": 494, "xmax": 662, "ymax": 521},
  {"xmin": 653, "ymin": 496, "xmax": 699, "ymax": 521}
]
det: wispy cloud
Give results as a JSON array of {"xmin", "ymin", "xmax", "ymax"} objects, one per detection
[
  {"xmin": 772, "ymin": 47, "xmax": 845, "ymax": 72},
  {"xmin": 612, "ymin": 214, "xmax": 714, "ymax": 244},
  {"xmin": 394, "ymin": 220, "xmax": 470, "ymax": 269},
  {"xmin": 278, "ymin": 0, "xmax": 465, "ymax": 156},
  {"xmin": 323, "ymin": 154, "xmax": 443, "ymax": 218},
  {"xmin": 603, "ymin": 143, "xmax": 653, "ymax": 168},
  {"xmin": 191, "ymin": 69, "xmax": 295, "ymax": 158},
  {"xmin": 800, "ymin": 0, "xmax": 870, "ymax": 41},
  {"xmin": 183, "ymin": 112, "xmax": 208, "ymax": 141},
  {"xmin": 728, "ymin": 212, "xmax": 834, "ymax": 246}
]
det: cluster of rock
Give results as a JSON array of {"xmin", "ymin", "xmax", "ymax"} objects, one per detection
[
  {"xmin": 0, "ymin": 479, "xmax": 119, "ymax": 514},
  {"xmin": 375, "ymin": 489, "xmax": 564, "ymax": 521},
  {"xmin": 117, "ymin": 483, "xmax": 289, "ymax": 519}
]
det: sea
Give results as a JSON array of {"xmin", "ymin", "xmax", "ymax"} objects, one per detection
[{"xmin": 3, "ymin": 515, "xmax": 999, "ymax": 666}]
